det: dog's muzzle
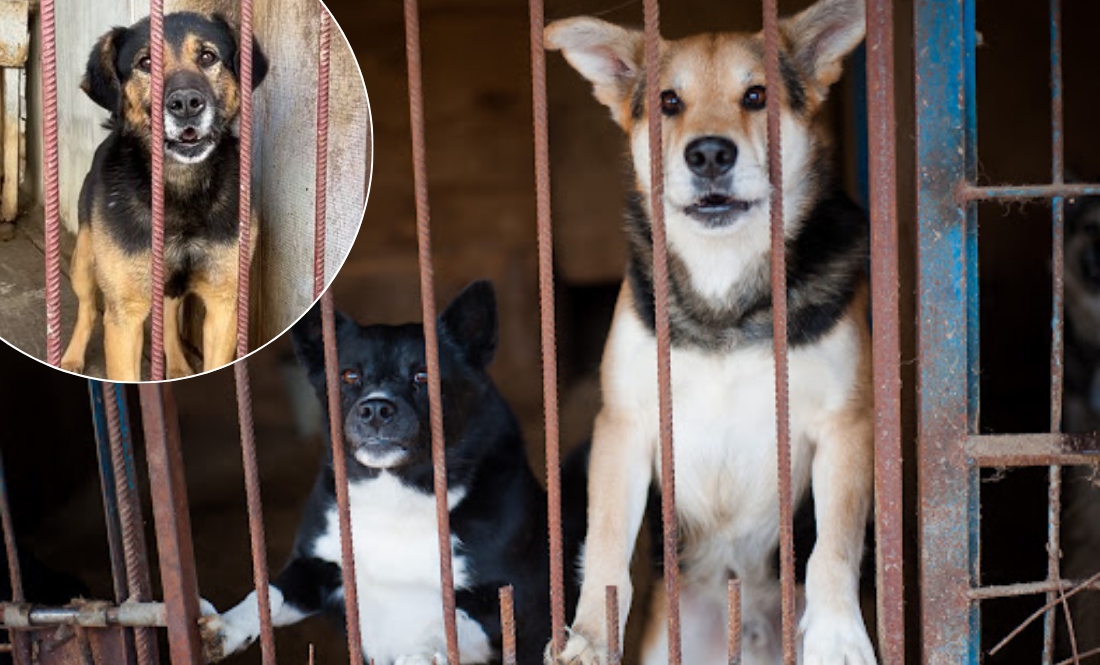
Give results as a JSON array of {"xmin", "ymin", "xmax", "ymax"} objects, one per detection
[
  {"xmin": 163, "ymin": 87, "xmax": 217, "ymax": 164},
  {"xmin": 681, "ymin": 136, "xmax": 757, "ymax": 229},
  {"xmin": 344, "ymin": 395, "xmax": 419, "ymax": 468}
]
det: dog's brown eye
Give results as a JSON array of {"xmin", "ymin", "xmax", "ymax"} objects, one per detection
[
  {"xmin": 742, "ymin": 85, "xmax": 766, "ymax": 111},
  {"xmin": 199, "ymin": 50, "xmax": 218, "ymax": 67},
  {"xmin": 137, "ymin": 56, "xmax": 151, "ymax": 73},
  {"xmin": 413, "ymin": 368, "xmax": 429, "ymax": 386},
  {"xmin": 660, "ymin": 90, "xmax": 683, "ymax": 117},
  {"xmin": 341, "ymin": 369, "xmax": 360, "ymax": 386}
]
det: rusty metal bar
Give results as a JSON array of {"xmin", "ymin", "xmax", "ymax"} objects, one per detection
[
  {"xmin": 148, "ymin": 0, "xmax": 166, "ymax": 380},
  {"xmin": 234, "ymin": 362, "xmax": 277, "ymax": 665},
  {"xmin": 1044, "ymin": 0, "xmax": 1066, "ymax": 661},
  {"xmin": 728, "ymin": 579, "xmax": 740, "ymax": 665},
  {"xmin": 761, "ymin": 0, "xmax": 795, "ymax": 661},
  {"xmin": 639, "ymin": 2, "xmax": 682, "ymax": 663},
  {"xmin": 915, "ymin": 0, "xmax": 977, "ymax": 662},
  {"xmin": 969, "ymin": 577, "xmax": 1100, "ymax": 600},
  {"xmin": 957, "ymin": 183, "xmax": 1100, "ymax": 202},
  {"xmin": 865, "ymin": 0, "xmax": 905, "ymax": 661},
  {"xmin": 0, "ymin": 451, "xmax": 31, "ymax": 665},
  {"xmin": 235, "ymin": 0, "xmax": 256, "ymax": 360},
  {"xmin": 89, "ymin": 383, "xmax": 132, "ymax": 619},
  {"xmin": 499, "ymin": 586, "xmax": 516, "ymax": 665},
  {"xmin": 988, "ymin": 570, "xmax": 1100, "ymax": 657},
  {"xmin": 605, "ymin": 586, "xmax": 620, "ymax": 665},
  {"xmin": 1055, "ymin": 646, "xmax": 1100, "ymax": 665},
  {"xmin": 103, "ymin": 383, "xmax": 158, "ymax": 665},
  {"xmin": 402, "ymin": 0, "xmax": 461, "ymax": 661},
  {"xmin": 966, "ymin": 433, "xmax": 1100, "ymax": 467},
  {"xmin": 39, "ymin": 0, "xmax": 61, "ymax": 365},
  {"xmin": 140, "ymin": 384, "xmax": 203, "ymax": 665},
  {"xmin": 313, "ymin": 8, "xmax": 332, "ymax": 300},
  {"xmin": 321, "ymin": 291, "xmax": 365, "ymax": 665},
  {"xmin": 526, "ymin": 0, "xmax": 565, "ymax": 653},
  {"xmin": 1, "ymin": 602, "xmax": 168, "ymax": 628}
]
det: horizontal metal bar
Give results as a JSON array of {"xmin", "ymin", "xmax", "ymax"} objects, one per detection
[
  {"xmin": 967, "ymin": 433, "xmax": 1100, "ymax": 467},
  {"xmin": 1, "ymin": 602, "xmax": 166, "ymax": 628},
  {"xmin": 970, "ymin": 579, "xmax": 1100, "ymax": 600},
  {"xmin": 958, "ymin": 182, "xmax": 1100, "ymax": 202}
]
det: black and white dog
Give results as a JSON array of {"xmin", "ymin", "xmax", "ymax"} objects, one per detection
[{"xmin": 201, "ymin": 281, "xmax": 587, "ymax": 664}]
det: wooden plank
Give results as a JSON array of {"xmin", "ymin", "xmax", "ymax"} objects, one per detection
[
  {"xmin": 0, "ymin": 1, "xmax": 28, "ymax": 67},
  {"xmin": 2, "ymin": 68, "xmax": 20, "ymax": 222}
]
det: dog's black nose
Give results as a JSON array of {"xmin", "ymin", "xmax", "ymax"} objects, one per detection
[
  {"xmin": 166, "ymin": 88, "xmax": 207, "ymax": 120},
  {"xmin": 685, "ymin": 136, "xmax": 738, "ymax": 178},
  {"xmin": 359, "ymin": 397, "xmax": 398, "ymax": 427}
]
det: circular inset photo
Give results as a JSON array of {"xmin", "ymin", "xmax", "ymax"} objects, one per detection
[{"xmin": 0, "ymin": 0, "xmax": 371, "ymax": 382}]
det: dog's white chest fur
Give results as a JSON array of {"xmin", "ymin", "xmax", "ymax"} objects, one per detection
[
  {"xmin": 609, "ymin": 305, "xmax": 860, "ymax": 577},
  {"xmin": 311, "ymin": 473, "xmax": 492, "ymax": 664}
]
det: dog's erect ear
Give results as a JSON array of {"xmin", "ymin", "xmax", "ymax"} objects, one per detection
[
  {"xmin": 780, "ymin": 0, "xmax": 865, "ymax": 95},
  {"xmin": 439, "ymin": 280, "xmax": 498, "ymax": 370},
  {"xmin": 213, "ymin": 14, "xmax": 269, "ymax": 90},
  {"xmin": 81, "ymin": 27, "xmax": 128, "ymax": 112},
  {"xmin": 291, "ymin": 303, "xmax": 357, "ymax": 384},
  {"xmin": 545, "ymin": 17, "xmax": 645, "ymax": 128}
]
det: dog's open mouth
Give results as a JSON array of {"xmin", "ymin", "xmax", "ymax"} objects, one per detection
[
  {"xmin": 684, "ymin": 194, "xmax": 755, "ymax": 227},
  {"xmin": 165, "ymin": 128, "xmax": 215, "ymax": 162}
]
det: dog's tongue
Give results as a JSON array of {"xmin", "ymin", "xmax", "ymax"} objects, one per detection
[{"xmin": 180, "ymin": 127, "xmax": 199, "ymax": 143}]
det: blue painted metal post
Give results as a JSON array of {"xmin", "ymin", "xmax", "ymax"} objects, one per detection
[{"xmin": 914, "ymin": 0, "xmax": 980, "ymax": 663}]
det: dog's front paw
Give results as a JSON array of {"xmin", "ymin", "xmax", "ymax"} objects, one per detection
[
  {"xmin": 394, "ymin": 653, "xmax": 447, "ymax": 665},
  {"xmin": 59, "ymin": 358, "xmax": 85, "ymax": 374},
  {"xmin": 800, "ymin": 608, "xmax": 877, "ymax": 665},
  {"xmin": 199, "ymin": 613, "xmax": 229, "ymax": 663},
  {"xmin": 544, "ymin": 631, "xmax": 605, "ymax": 665}
]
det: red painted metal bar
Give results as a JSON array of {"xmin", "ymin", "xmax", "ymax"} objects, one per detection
[
  {"xmin": 39, "ymin": 0, "xmax": 61, "ymax": 365},
  {"xmin": 761, "ymin": 0, "xmax": 795, "ymax": 661},
  {"xmin": 148, "ymin": 0, "xmax": 166, "ymax": 380},
  {"xmin": 1044, "ymin": 0, "xmax": 1067, "ymax": 661},
  {"xmin": 640, "ymin": 2, "xmax": 682, "ymax": 663},
  {"xmin": 499, "ymin": 586, "xmax": 516, "ymax": 665},
  {"xmin": 103, "ymin": 384, "xmax": 158, "ymax": 665},
  {"xmin": 865, "ymin": 0, "xmax": 905, "ymax": 662},
  {"xmin": 957, "ymin": 183, "xmax": 1100, "ymax": 202},
  {"xmin": 140, "ymin": 384, "xmax": 203, "ymax": 665},
  {"xmin": 526, "ymin": 0, "xmax": 565, "ymax": 653},
  {"xmin": 234, "ymin": 362, "xmax": 277, "ymax": 665},
  {"xmin": 0, "ymin": 452, "xmax": 31, "ymax": 665},
  {"xmin": 322, "ymin": 291, "xmax": 365, "ymax": 665},
  {"xmin": 967, "ymin": 433, "xmax": 1100, "ymax": 467},
  {"xmin": 728, "ymin": 579, "xmax": 740, "ymax": 665},
  {"xmin": 235, "ymin": 0, "xmax": 256, "ymax": 360},
  {"xmin": 605, "ymin": 586, "xmax": 620, "ymax": 665},
  {"xmin": 314, "ymin": 8, "xmax": 332, "ymax": 301},
  {"xmin": 402, "ymin": 0, "xmax": 461, "ymax": 661}
]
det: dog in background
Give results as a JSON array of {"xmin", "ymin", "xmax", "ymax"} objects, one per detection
[
  {"xmin": 544, "ymin": 0, "xmax": 874, "ymax": 662},
  {"xmin": 59, "ymin": 13, "xmax": 268, "ymax": 380},
  {"xmin": 1063, "ymin": 194, "xmax": 1100, "ymax": 655},
  {"xmin": 200, "ymin": 281, "xmax": 588, "ymax": 664}
]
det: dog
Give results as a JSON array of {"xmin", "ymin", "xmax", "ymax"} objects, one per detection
[
  {"xmin": 200, "ymin": 281, "xmax": 587, "ymax": 664},
  {"xmin": 1062, "ymin": 194, "xmax": 1100, "ymax": 655},
  {"xmin": 543, "ymin": 0, "xmax": 874, "ymax": 663},
  {"xmin": 59, "ymin": 12, "xmax": 268, "ymax": 381}
]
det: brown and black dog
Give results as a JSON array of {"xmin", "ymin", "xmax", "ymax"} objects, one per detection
[{"xmin": 59, "ymin": 12, "xmax": 268, "ymax": 381}]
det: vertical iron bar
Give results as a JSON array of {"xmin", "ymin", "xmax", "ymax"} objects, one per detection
[
  {"xmin": 90, "ymin": 382, "xmax": 132, "ymax": 607},
  {"xmin": 640, "ymin": 2, "xmax": 682, "ymax": 664},
  {"xmin": 314, "ymin": 8, "xmax": 332, "ymax": 301},
  {"xmin": 39, "ymin": 0, "xmax": 61, "ymax": 365},
  {"xmin": 402, "ymin": 0, "xmax": 461, "ymax": 662},
  {"xmin": 321, "ymin": 291, "xmax": 365, "ymax": 665},
  {"xmin": 500, "ymin": 586, "xmax": 516, "ymax": 665},
  {"xmin": 605, "ymin": 586, "xmax": 620, "ymax": 665},
  {"xmin": 761, "ymin": 0, "xmax": 795, "ymax": 662},
  {"xmin": 0, "ymin": 452, "xmax": 31, "ymax": 665},
  {"xmin": 865, "ymin": 0, "xmax": 905, "ymax": 663},
  {"xmin": 104, "ymin": 383, "xmax": 158, "ymax": 665},
  {"xmin": 527, "ymin": 0, "xmax": 565, "ymax": 654},
  {"xmin": 728, "ymin": 579, "xmax": 740, "ymax": 665},
  {"xmin": 1045, "ymin": 0, "xmax": 1066, "ymax": 661},
  {"xmin": 140, "ymin": 385, "xmax": 203, "ymax": 665},
  {"xmin": 149, "ymin": 0, "xmax": 166, "ymax": 380},
  {"xmin": 235, "ymin": 0, "xmax": 256, "ymax": 360},
  {"xmin": 235, "ymin": 362, "xmax": 277, "ymax": 665},
  {"xmin": 914, "ymin": 0, "xmax": 977, "ymax": 662}
]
